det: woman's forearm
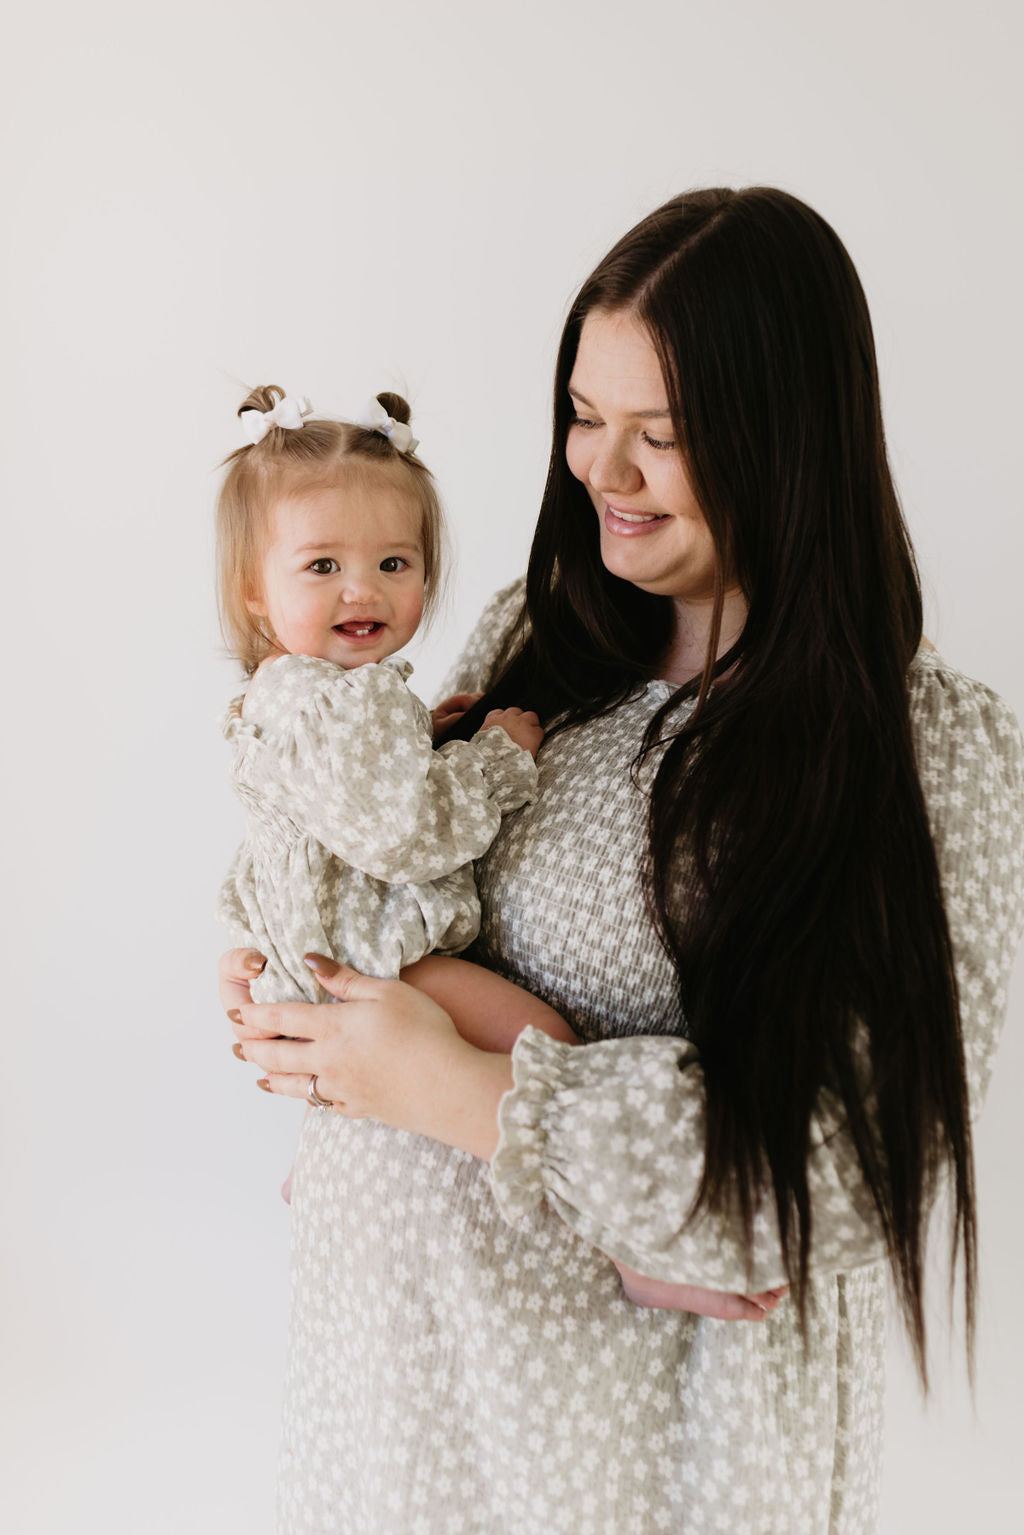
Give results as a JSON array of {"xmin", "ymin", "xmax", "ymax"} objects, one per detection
[{"xmin": 426, "ymin": 1039, "xmax": 514, "ymax": 1160}]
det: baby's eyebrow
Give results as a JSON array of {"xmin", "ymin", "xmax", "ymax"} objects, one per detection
[
  {"xmin": 293, "ymin": 541, "xmax": 422, "ymax": 554},
  {"xmin": 567, "ymin": 385, "xmax": 672, "ymax": 419}
]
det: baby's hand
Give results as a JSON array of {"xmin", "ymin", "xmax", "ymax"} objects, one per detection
[
  {"xmin": 432, "ymin": 692, "xmax": 483, "ymax": 739},
  {"xmin": 480, "ymin": 707, "xmax": 544, "ymax": 759}
]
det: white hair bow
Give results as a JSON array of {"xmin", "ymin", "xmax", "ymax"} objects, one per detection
[
  {"xmin": 240, "ymin": 394, "xmax": 313, "ymax": 445},
  {"xmin": 358, "ymin": 397, "xmax": 419, "ymax": 455}
]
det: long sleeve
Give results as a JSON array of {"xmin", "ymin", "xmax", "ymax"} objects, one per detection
[
  {"xmin": 229, "ymin": 653, "xmax": 537, "ymax": 885},
  {"xmin": 489, "ymin": 653, "xmax": 1024, "ymax": 1292},
  {"xmin": 433, "ymin": 578, "xmax": 528, "ymax": 701}
]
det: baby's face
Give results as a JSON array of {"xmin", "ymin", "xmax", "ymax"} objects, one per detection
[{"xmin": 248, "ymin": 474, "xmax": 425, "ymax": 668}]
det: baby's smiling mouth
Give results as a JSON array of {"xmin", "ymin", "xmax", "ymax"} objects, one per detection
[{"xmin": 334, "ymin": 621, "xmax": 384, "ymax": 637}]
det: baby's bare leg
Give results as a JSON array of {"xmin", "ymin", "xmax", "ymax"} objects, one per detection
[{"xmin": 400, "ymin": 954, "xmax": 577, "ymax": 1051}]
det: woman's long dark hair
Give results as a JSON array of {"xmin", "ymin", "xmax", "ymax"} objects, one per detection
[{"xmin": 450, "ymin": 187, "xmax": 974, "ymax": 1385}]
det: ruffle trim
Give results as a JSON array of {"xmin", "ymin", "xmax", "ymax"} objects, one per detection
[
  {"xmin": 489, "ymin": 1026, "xmax": 574, "ymax": 1224},
  {"xmin": 469, "ymin": 725, "xmax": 540, "ymax": 815}
]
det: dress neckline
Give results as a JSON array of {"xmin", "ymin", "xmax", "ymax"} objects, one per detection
[{"xmin": 644, "ymin": 642, "xmax": 939, "ymax": 700}]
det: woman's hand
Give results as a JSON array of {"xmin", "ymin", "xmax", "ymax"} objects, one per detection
[
  {"xmin": 229, "ymin": 953, "xmax": 513, "ymax": 1158},
  {"xmin": 222, "ymin": 950, "xmax": 787, "ymax": 1317},
  {"xmin": 219, "ymin": 947, "xmax": 268, "ymax": 1016}
]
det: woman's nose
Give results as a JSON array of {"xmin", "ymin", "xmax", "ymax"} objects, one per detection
[{"xmin": 588, "ymin": 436, "xmax": 643, "ymax": 497}]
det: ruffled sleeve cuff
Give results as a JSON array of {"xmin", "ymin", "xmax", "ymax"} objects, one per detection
[
  {"xmin": 464, "ymin": 724, "xmax": 539, "ymax": 815},
  {"xmin": 489, "ymin": 1026, "xmax": 575, "ymax": 1224}
]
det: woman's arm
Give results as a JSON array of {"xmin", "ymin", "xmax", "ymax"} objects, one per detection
[
  {"xmin": 230, "ymin": 654, "xmax": 1024, "ymax": 1295},
  {"xmin": 484, "ymin": 657, "xmax": 1024, "ymax": 1292},
  {"xmin": 224, "ymin": 951, "xmax": 786, "ymax": 1319},
  {"xmin": 387, "ymin": 957, "xmax": 790, "ymax": 1316}
]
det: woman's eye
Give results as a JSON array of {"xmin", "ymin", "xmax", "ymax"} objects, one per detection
[
  {"xmin": 380, "ymin": 556, "xmax": 407, "ymax": 574},
  {"xmin": 308, "ymin": 558, "xmax": 338, "ymax": 574},
  {"xmin": 569, "ymin": 413, "xmax": 600, "ymax": 430},
  {"xmin": 642, "ymin": 432, "xmax": 677, "ymax": 452}
]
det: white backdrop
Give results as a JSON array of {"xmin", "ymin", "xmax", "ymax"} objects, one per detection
[{"xmin": 2, "ymin": 2, "xmax": 1022, "ymax": 1531}]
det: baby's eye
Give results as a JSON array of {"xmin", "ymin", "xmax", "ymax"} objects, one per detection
[
  {"xmin": 380, "ymin": 556, "xmax": 408, "ymax": 574},
  {"xmin": 308, "ymin": 557, "xmax": 339, "ymax": 574}
]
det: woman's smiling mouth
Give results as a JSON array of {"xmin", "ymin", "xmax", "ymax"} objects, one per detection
[{"xmin": 603, "ymin": 503, "xmax": 670, "ymax": 535}]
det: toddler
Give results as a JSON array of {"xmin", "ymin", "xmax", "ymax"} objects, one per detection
[{"xmin": 216, "ymin": 385, "xmax": 576, "ymax": 1044}]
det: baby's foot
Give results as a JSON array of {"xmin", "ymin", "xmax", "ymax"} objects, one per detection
[{"xmin": 281, "ymin": 1169, "xmax": 293, "ymax": 1205}]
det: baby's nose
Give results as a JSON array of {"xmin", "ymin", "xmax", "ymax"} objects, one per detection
[{"xmin": 340, "ymin": 571, "xmax": 380, "ymax": 604}]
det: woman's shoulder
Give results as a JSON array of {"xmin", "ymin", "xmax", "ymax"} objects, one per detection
[
  {"xmin": 908, "ymin": 646, "xmax": 1022, "ymax": 755},
  {"xmin": 906, "ymin": 646, "xmax": 1024, "ymax": 819},
  {"xmin": 435, "ymin": 576, "xmax": 528, "ymax": 701}
]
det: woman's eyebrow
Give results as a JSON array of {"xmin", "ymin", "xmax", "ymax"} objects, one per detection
[{"xmin": 567, "ymin": 384, "xmax": 672, "ymax": 419}]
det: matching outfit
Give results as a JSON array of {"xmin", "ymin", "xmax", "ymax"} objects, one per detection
[{"xmin": 218, "ymin": 651, "xmax": 538, "ymax": 1003}]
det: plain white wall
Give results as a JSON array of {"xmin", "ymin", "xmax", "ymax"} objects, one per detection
[{"xmin": 2, "ymin": 1, "xmax": 1021, "ymax": 1530}]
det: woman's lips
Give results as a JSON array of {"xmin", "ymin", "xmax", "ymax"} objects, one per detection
[{"xmin": 603, "ymin": 503, "xmax": 670, "ymax": 536}]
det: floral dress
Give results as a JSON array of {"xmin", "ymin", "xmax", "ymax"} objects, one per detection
[{"xmin": 275, "ymin": 582, "xmax": 1024, "ymax": 1535}]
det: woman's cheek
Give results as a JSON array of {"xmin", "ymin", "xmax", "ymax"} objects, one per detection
[{"xmin": 565, "ymin": 429, "xmax": 590, "ymax": 487}]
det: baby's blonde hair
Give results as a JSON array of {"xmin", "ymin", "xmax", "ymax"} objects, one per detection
[{"xmin": 216, "ymin": 385, "xmax": 448, "ymax": 676}]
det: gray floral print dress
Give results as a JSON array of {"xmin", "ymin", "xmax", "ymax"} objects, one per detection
[
  {"xmin": 218, "ymin": 652, "xmax": 539, "ymax": 1001},
  {"xmin": 273, "ymin": 582, "xmax": 1024, "ymax": 1535}
]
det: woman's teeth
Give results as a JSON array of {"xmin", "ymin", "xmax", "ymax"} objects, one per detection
[{"xmin": 611, "ymin": 508, "xmax": 666, "ymax": 522}]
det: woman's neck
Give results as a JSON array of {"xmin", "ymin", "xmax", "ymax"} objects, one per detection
[{"xmin": 655, "ymin": 588, "xmax": 749, "ymax": 686}]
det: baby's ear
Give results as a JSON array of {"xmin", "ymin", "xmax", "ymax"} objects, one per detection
[{"xmin": 244, "ymin": 586, "xmax": 267, "ymax": 617}]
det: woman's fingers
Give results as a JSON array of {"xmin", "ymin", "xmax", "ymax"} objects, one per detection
[
  {"xmin": 257, "ymin": 1072, "xmax": 313, "ymax": 1100},
  {"xmin": 218, "ymin": 948, "xmax": 265, "ymax": 1013},
  {"xmin": 231, "ymin": 958, "xmax": 380, "ymax": 1045},
  {"xmin": 302, "ymin": 953, "xmax": 385, "ymax": 1004},
  {"xmin": 238, "ymin": 1035, "xmax": 318, "ymax": 1075}
]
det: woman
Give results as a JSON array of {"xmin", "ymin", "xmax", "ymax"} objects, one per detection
[{"xmin": 224, "ymin": 187, "xmax": 1024, "ymax": 1534}]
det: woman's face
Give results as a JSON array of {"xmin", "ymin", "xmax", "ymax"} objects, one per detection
[{"xmin": 565, "ymin": 308, "xmax": 721, "ymax": 604}]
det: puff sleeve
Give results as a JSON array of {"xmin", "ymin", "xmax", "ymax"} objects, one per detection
[
  {"xmin": 228, "ymin": 653, "xmax": 537, "ymax": 884},
  {"xmin": 434, "ymin": 578, "xmax": 528, "ymax": 700},
  {"xmin": 489, "ymin": 653, "xmax": 1024, "ymax": 1292}
]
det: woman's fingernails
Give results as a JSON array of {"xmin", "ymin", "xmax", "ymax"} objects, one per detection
[
  {"xmin": 227, "ymin": 1008, "xmax": 243, "ymax": 1025},
  {"xmin": 244, "ymin": 953, "xmax": 267, "ymax": 974},
  {"xmin": 303, "ymin": 953, "xmax": 335, "ymax": 975},
  {"xmin": 232, "ymin": 1043, "xmax": 245, "ymax": 1060},
  {"xmin": 256, "ymin": 1078, "xmax": 271, "ymax": 1093}
]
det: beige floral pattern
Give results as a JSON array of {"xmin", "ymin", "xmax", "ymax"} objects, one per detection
[
  {"xmin": 275, "ymin": 581, "xmax": 1024, "ymax": 1534},
  {"xmin": 218, "ymin": 651, "xmax": 538, "ymax": 1001}
]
